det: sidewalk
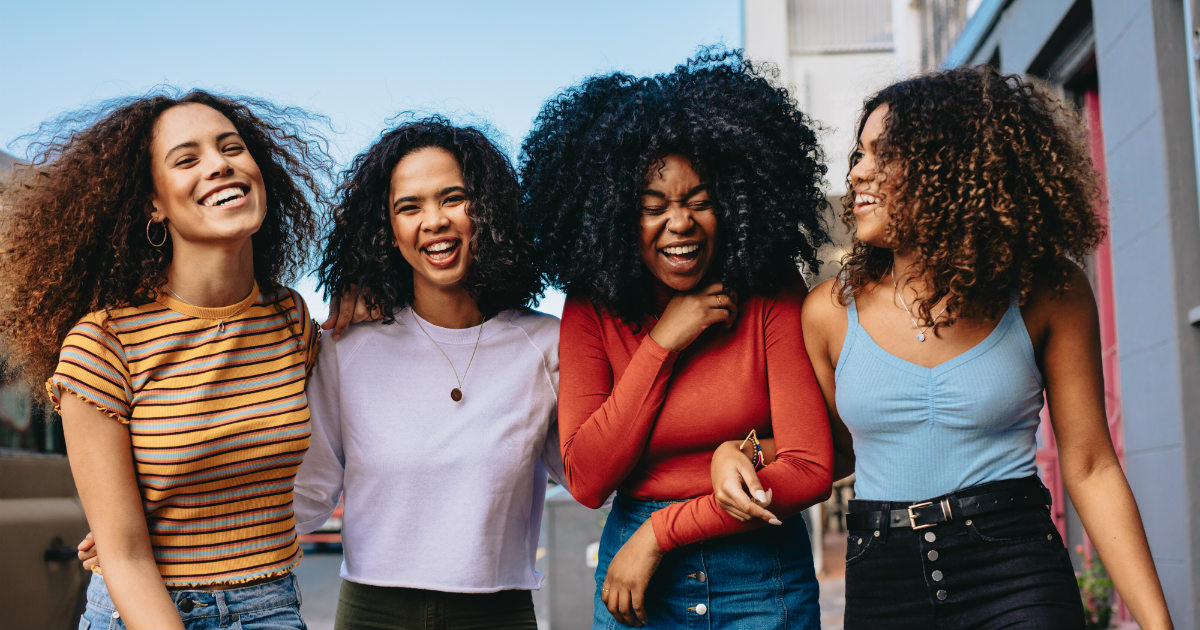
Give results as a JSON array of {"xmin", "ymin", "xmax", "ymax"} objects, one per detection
[{"xmin": 818, "ymin": 530, "xmax": 846, "ymax": 630}]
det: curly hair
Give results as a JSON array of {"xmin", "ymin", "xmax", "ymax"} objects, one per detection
[
  {"xmin": 317, "ymin": 116, "xmax": 541, "ymax": 320},
  {"xmin": 520, "ymin": 47, "xmax": 830, "ymax": 323},
  {"xmin": 0, "ymin": 89, "xmax": 331, "ymax": 390},
  {"xmin": 839, "ymin": 65, "xmax": 1104, "ymax": 329}
]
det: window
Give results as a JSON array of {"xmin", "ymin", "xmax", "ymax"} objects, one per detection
[{"xmin": 789, "ymin": 0, "xmax": 894, "ymax": 54}]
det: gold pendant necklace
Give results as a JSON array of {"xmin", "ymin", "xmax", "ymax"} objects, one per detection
[
  {"xmin": 162, "ymin": 285, "xmax": 254, "ymax": 333},
  {"xmin": 410, "ymin": 309, "xmax": 483, "ymax": 402}
]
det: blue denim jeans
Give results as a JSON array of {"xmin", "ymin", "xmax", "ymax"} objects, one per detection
[
  {"xmin": 844, "ymin": 476, "xmax": 1085, "ymax": 629},
  {"xmin": 593, "ymin": 494, "xmax": 820, "ymax": 630},
  {"xmin": 79, "ymin": 572, "xmax": 306, "ymax": 630}
]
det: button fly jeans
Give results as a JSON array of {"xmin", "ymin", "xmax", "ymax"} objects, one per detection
[{"xmin": 79, "ymin": 572, "xmax": 305, "ymax": 630}]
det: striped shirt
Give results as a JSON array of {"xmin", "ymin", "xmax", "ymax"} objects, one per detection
[{"xmin": 46, "ymin": 283, "xmax": 319, "ymax": 587}]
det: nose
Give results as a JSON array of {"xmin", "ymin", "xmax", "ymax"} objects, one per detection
[
  {"xmin": 664, "ymin": 204, "xmax": 695, "ymax": 234},
  {"xmin": 849, "ymin": 153, "xmax": 872, "ymax": 189},
  {"xmin": 204, "ymin": 149, "xmax": 234, "ymax": 179},
  {"xmin": 421, "ymin": 205, "xmax": 451, "ymax": 231}
]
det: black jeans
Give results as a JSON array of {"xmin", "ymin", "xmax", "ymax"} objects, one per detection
[{"xmin": 844, "ymin": 476, "xmax": 1086, "ymax": 629}]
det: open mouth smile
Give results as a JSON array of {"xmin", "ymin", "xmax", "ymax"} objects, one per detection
[
  {"xmin": 200, "ymin": 185, "xmax": 250, "ymax": 208},
  {"xmin": 658, "ymin": 242, "xmax": 704, "ymax": 271},
  {"xmin": 420, "ymin": 238, "xmax": 461, "ymax": 267}
]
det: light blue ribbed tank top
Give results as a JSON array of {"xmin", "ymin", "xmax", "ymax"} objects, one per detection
[{"xmin": 835, "ymin": 299, "xmax": 1043, "ymax": 501}]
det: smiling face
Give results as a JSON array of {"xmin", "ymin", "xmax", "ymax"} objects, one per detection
[
  {"xmin": 148, "ymin": 103, "xmax": 267, "ymax": 246},
  {"xmin": 389, "ymin": 146, "xmax": 474, "ymax": 294},
  {"xmin": 637, "ymin": 154, "xmax": 719, "ymax": 293},
  {"xmin": 848, "ymin": 103, "xmax": 894, "ymax": 248}
]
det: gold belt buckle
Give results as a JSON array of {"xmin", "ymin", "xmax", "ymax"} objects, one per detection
[{"xmin": 907, "ymin": 498, "xmax": 951, "ymax": 530}]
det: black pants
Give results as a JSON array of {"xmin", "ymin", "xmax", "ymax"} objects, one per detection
[
  {"xmin": 334, "ymin": 580, "xmax": 537, "ymax": 630},
  {"xmin": 844, "ymin": 477, "xmax": 1086, "ymax": 629}
]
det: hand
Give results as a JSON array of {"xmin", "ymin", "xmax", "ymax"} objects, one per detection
[
  {"xmin": 601, "ymin": 520, "xmax": 665, "ymax": 627},
  {"xmin": 320, "ymin": 285, "xmax": 382, "ymax": 340},
  {"xmin": 77, "ymin": 531, "xmax": 99, "ymax": 571},
  {"xmin": 648, "ymin": 282, "xmax": 738, "ymax": 352},
  {"xmin": 711, "ymin": 441, "xmax": 781, "ymax": 524}
]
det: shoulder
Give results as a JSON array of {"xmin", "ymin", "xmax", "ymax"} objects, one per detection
[
  {"xmin": 65, "ymin": 302, "xmax": 161, "ymax": 343},
  {"xmin": 1021, "ymin": 261, "xmax": 1098, "ymax": 339},
  {"xmin": 802, "ymin": 278, "xmax": 846, "ymax": 326},
  {"xmin": 497, "ymin": 307, "xmax": 560, "ymax": 348}
]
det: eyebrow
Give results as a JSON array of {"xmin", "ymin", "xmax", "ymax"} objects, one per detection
[
  {"xmin": 392, "ymin": 185, "xmax": 467, "ymax": 209},
  {"xmin": 639, "ymin": 184, "xmax": 708, "ymax": 199},
  {"xmin": 164, "ymin": 131, "xmax": 242, "ymax": 162}
]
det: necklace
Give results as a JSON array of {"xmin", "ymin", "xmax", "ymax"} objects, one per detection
[
  {"xmin": 410, "ymin": 309, "xmax": 484, "ymax": 402},
  {"xmin": 890, "ymin": 267, "xmax": 948, "ymax": 342},
  {"xmin": 162, "ymin": 285, "xmax": 254, "ymax": 333}
]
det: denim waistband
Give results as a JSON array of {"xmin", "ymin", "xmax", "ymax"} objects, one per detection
[
  {"xmin": 87, "ymin": 571, "xmax": 300, "ymax": 620},
  {"xmin": 613, "ymin": 493, "xmax": 687, "ymax": 517}
]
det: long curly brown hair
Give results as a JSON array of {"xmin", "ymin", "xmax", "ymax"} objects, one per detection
[
  {"xmin": 0, "ymin": 90, "xmax": 331, "ymax": 390},
  {"xmin": 838, "ymin": 65, "xmax": 1104, "ymax": 329}
]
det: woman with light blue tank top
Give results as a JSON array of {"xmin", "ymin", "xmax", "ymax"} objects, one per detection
[{"xmin": 710, "ymin": 65, "xmax": 1172, "ymax": 629}]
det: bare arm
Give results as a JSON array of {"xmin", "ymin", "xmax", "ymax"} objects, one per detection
[
  {"xmin": 802, "ymin": 281, "xmax": 854, "ymax": 481},
  {"xmin": 1037, "ymin": 270, "xmax": 1171, "ymax": 629},
  {"xmin": 60, "ymin": 394, "xmax": 183, "ymax": 630}
]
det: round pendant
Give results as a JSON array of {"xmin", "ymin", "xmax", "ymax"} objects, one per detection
[
  {"xmin": 917, "ymin": 333, "xmax": 926, "ymax": 342},
  {"xmin": 450, "ymin": 388, "xmax": 463, "ymax": 402}
]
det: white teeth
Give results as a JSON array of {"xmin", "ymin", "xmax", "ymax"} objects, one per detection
[
  {"xmin": 662, "ymin": 243, "xmax": 701, "ymax": 256},
  {"xmin": 202, "ymin": 187, "xmax": 246, "ymax": 207},
  {"xmin": 855, "ymin": 193, "xmax": 880, "ymax": 205},
  {"xmin": 423, "ymin": 240, "xmax": 456, "ymax": 253}
]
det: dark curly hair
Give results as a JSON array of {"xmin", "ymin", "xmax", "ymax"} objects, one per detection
[
  {"xmin": 317, "ymin": 116, "xmax": 541, "ymax": 320},
  {"xmin": 0, "ymin": 89, "xmax": 331, "ymax": 389},
  {"xmin": 839, "ymin": 65, "xmax": 1104, "ymax": 329},
  {"xmin": 520, "ymin": 47, "xmax": 830, "ymax": 322}
]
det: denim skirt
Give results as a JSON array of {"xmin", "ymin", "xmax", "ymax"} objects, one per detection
[
  {"xmin": 843, "ymin": 476, "xmax": 1086, "ymax": 629},
  {"xmin": 79, "ymin": 572, "xmax": 305, "ymax": 630},
  {"xmin": 592, "ymin": 494, "xmax": 820, "ymax": 630}
]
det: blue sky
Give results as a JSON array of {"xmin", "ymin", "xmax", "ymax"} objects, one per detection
[{"xmin": 0, "ymin": 0, "xmax": 742, "ymax": 318}]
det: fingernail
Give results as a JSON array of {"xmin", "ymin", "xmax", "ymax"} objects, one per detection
[
  {"xmin": 769, "ymin": 518, "xmax": 783, "ymax": 526},
  {"xmin": 755, "ymin": 490, "xmax": 767, "ymax": 502}
]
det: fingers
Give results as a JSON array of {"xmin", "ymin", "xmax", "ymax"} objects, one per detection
[
  {"xmin": 76, "ymin": 532, "xmax": 94, "ymax": 552},
  {"xmin": 320, "ymin": 297, "xmax": 341, "ymax": 331},
  {"xmin": 632, "ymin": 587, "xmax": 648, "ymax": 626}
]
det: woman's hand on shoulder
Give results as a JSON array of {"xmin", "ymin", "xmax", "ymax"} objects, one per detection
[
  {"xmin": 320, "ymin": 285, "xmax": 383, "ymax": 339},
  {"xmin": 648, "ymin": 282, "xmax": 737, "ymax": 351}
]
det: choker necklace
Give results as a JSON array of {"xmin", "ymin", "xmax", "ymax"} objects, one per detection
[
  {"xmin": 410, "ymin": 309, "xmax": 483, "ymax": 402},
  {"xmin": 890, "ymin": 267, "xmax": 948, "ymax": 342},
  {"xmin": 162, "ymin": 285, "xmax": 254, "ymax": 333}
]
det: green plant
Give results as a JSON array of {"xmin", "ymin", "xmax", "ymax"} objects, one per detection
[{"xmin": 1075, "ymin": 544, "xmax": 1114, "ymax": 629}]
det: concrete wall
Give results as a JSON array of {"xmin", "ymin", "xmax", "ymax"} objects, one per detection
[{"xmin": 961, "ymin": 0, "xmax": 1200, "ymax": 625}]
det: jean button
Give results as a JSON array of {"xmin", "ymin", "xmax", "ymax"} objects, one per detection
[
  {"xmin": 694, "ymin": 603, "xmax": 708, "ymax": 616},
  {"xmin": 924, "ymin": 531, "xmax": 937, "ymax": 542},
  {"xmin": 927, "ymin": 550, "xmax": 939, "ymax": 561},
  {"xmin": 230, "ymin": 613, "xmax": 240, "ymax": 622},
  {"xmin": 936, "ymin": 589, "xmax": 948, "ymax": 601},
  {"xmin": 178, "ymin": 597, "xmax": 194, "ymax": 613},
  {"xmin": 931, "ymin": 569, "xmax": 944, "ymax": 582},
  {"xmin": 111, "ymin": 611, "xmax": 120, "ymax": 619},
  {"xmin": 696, "ymin": 571, "xmax": 707, "ymax": 583}
]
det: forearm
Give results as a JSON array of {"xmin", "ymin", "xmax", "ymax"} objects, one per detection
[
  {"xmin": 560, "ymin": 335, "xmax": 677, "ymax": 506},
  {"xmin": 100, "ymin": 555, "xmax": 184, "ymax": 630},
  {"xmin": 1067, "ymin": 460, "xmax": 1172, "ymax": 629}
]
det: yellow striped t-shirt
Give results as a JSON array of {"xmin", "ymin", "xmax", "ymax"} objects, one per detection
[{"xmin": 46, "ymin": 283, "xmax": 318, "ymax": 587}]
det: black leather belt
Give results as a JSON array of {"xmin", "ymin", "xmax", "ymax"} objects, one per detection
[{"xmin": 845, "ymin": 478, "xmax": 1052, "ymax": 531}]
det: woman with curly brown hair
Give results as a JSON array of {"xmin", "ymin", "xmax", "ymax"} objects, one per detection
[
  {"xmin": 521, "ymin": 49, "xmax": 833, "ymax": 629},
  {"xmin": 718, "ymin": 65, "xmax": 1172, "ymax": 628},
  {"xmin": 0, "ymin": 91, "xmax": 327, "ymax": 630},
  {"xmin": 297, "ymin": 117, "xmax": 561, "ymax": 630}
]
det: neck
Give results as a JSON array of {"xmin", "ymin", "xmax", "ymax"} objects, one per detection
[
  {"xmin": 411, "ymin": 282, "xmax": 483, "ymax": 329},
  {"xmin": 650, "ymin": 281, "xmax": 675, "ymax": 315},
  {"xmin": 166, "ymin": 240, "xmax": 256, "ymax": 306},
  {"xmin": 890, "ymin": 249, "xmax": 927, "ymax": 293}
]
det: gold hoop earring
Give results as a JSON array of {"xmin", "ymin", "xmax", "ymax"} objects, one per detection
[{"xmin": 146, "ymin": 218, "xmax": 167, "ymax": 247}]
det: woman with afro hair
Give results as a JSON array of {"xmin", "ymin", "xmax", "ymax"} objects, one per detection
[
  {"xmin": 723, "ymin": 66, "xmax": 1172, "ymax": 628},
  {"xmin": 296, "ymin": 117, "xmax": 562, "ymax": 630},
  {"xmin": 520, "ymin": 49, "xmax": 834, "ymax": 629},
  {"xmin": 0, "ymin": 92, "xmax": 328, "ymax": 629}
]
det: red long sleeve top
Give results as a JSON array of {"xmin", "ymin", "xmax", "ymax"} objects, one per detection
[{"xmin": 558, "ymin": 288, "xmax": 833, "ymax": 552}]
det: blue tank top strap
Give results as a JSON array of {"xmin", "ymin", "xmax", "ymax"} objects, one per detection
[{"xmin": 835, "ymin": 300, "xmax": 862, "ymax": 382}]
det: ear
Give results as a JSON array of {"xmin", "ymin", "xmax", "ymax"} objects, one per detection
[{"xmin": 147, "ymin": 197, "xmax": 164, "ymax": 222}]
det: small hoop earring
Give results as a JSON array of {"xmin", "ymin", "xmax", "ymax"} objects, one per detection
[{"xmin": 146, "ymin": 218, "xmax": 167, "ymax": 247}]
